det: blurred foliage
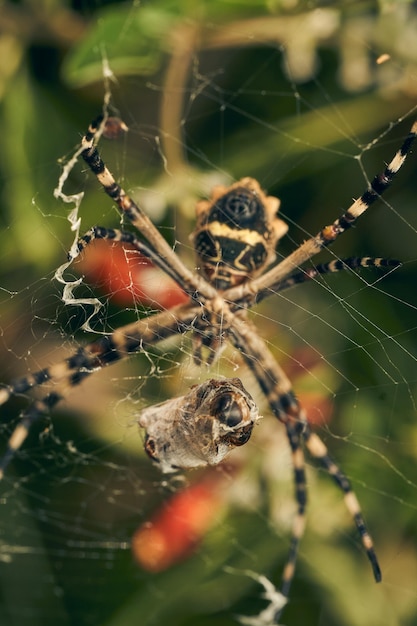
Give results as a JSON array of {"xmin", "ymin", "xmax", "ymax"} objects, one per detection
[{"xmin": 0, "ymin": 1, "xmax": 417, "ymax": 626}]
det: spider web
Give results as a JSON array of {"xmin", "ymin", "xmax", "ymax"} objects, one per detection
[{"xmin": 1, "ymin": 3, "xmax": 417, "ymax": 626}]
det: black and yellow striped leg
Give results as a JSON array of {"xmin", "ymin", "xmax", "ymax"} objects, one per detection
[
  {"xmin": 0, "ymin": 301, "xmax": 199, "ymax": 478},
  {"xmin": 228, "ymin": 319, "xmax": 309, "ymax": 612},
  {"xmin": 80, "ymin": 117, "xmax": 217, "ymax": 303},
  {"xmin": 225, "ymin": 119, "xmax": 417, "ymax": 304},
  {"xmin": 73, "ymin": 226, "xmax": 193, "ymax": 298},
  {"xmin": 0, "ymin": 393, "xmax": 62, "ymax": 479},
  {"xmin": 228, "ymin": 315, "xmax": 381, "ymax": 621},
  {"xmin": 302, "ymin": 424, "xmax": 381, "ymax": 582},
  {"xmin": 279, "ymin": 421, "xmax": 307, "ymax": 601},
  {"xmin": 254, "ymin": 256, "xmax": 401, "ymax": 303}
]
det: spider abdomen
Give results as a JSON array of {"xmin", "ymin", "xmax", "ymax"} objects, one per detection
[
  {"xmin": 193, "ymin": 227, "xmax": 269, "ymax": 289},
  {"xmin": 191, "ymin": 177, "xmax": 288, "ymax": 290}
]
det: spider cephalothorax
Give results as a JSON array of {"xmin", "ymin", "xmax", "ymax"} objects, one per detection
[{"xmin": 192, "ymin": 177, "xmax": 288, "ymax": 290}]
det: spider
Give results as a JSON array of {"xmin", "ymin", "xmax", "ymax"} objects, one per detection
[{"xmin": 1, "ymin": 112, "xmax": 416, "ymax": 623}]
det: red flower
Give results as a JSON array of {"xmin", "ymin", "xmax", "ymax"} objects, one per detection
[
  {"xmin": 75, "ymin": 239, "xmax": 189, "ymax": 308},
  {"xmin": 132, "ymin": 473, "xmax": 226, "ymax": 572}
]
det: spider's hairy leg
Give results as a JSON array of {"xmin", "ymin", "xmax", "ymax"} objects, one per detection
[
  {"xmin": 302, "ymin": 426, "xmax": 381, "ymax": 581},
  {"xmin": 225, "ymin": 120, "xmax": 417, "ymax": 303},
  {"xmin": 80, "ymin": 116, "xmax": 216, "ymax": 302},
  {"xmin": 227, "ymin": 317, "xmax": 309, "ymax": 613},
  {"xmin": 255, "ymin": 256, "xmax": 401, "ymax": 301},
  {"xmin": 0, "ymin": 302, "xmax": 196, "ymax": 406},
  {"xmin": 228, "ymin": 315, "xmax": 381, "ymax": 617},
  {"xmin": 280, "ymin": 421, "xmax": 308, "ymax": 601},
  {"xmin": 72, "ymin": 225, "xmax": 192, "ymax": 297},
  {"xmin": 318, "ymin": 120, "xmax": 417, "ymax": 246},
  {"xmin": 0, "ymin": 391, "xmax": 64, "ymax": 480},
  {"xmin": 0, "ymin": 302, "xmax": 199, "ymax": 479}
]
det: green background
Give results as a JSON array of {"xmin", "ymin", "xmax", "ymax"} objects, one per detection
[{"xmin": 0, "ymin": 1, "xmax": 417, "ymax": 626}]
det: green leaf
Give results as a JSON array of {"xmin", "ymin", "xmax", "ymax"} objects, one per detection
[{"xmin": 62, "ymin": 5, "xmax": 180, "ymax": 87}]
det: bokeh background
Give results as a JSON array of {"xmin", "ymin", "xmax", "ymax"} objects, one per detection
[{"xmin": 0, "ymin": 1, "xmax": 417, "ymax": 625}]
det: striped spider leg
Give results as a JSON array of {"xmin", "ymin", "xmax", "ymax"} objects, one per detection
[
  {"xmin": 0, "ymin": 114, "xmax": 416, "ymax": 624},
  {"xmin": 80, "ymin": 115, "xmax": 218, "ymax": 304},
  {"xmin": 0, "ymin": 301, "xmax": 202, "ymax": 478},
  {"xmin": 224, "ymin": 119, "xmax": 417, "ymax": 306},
  {"xmin": 228, "ymin": 314, "xmax": 381, "ymax": 621}
]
